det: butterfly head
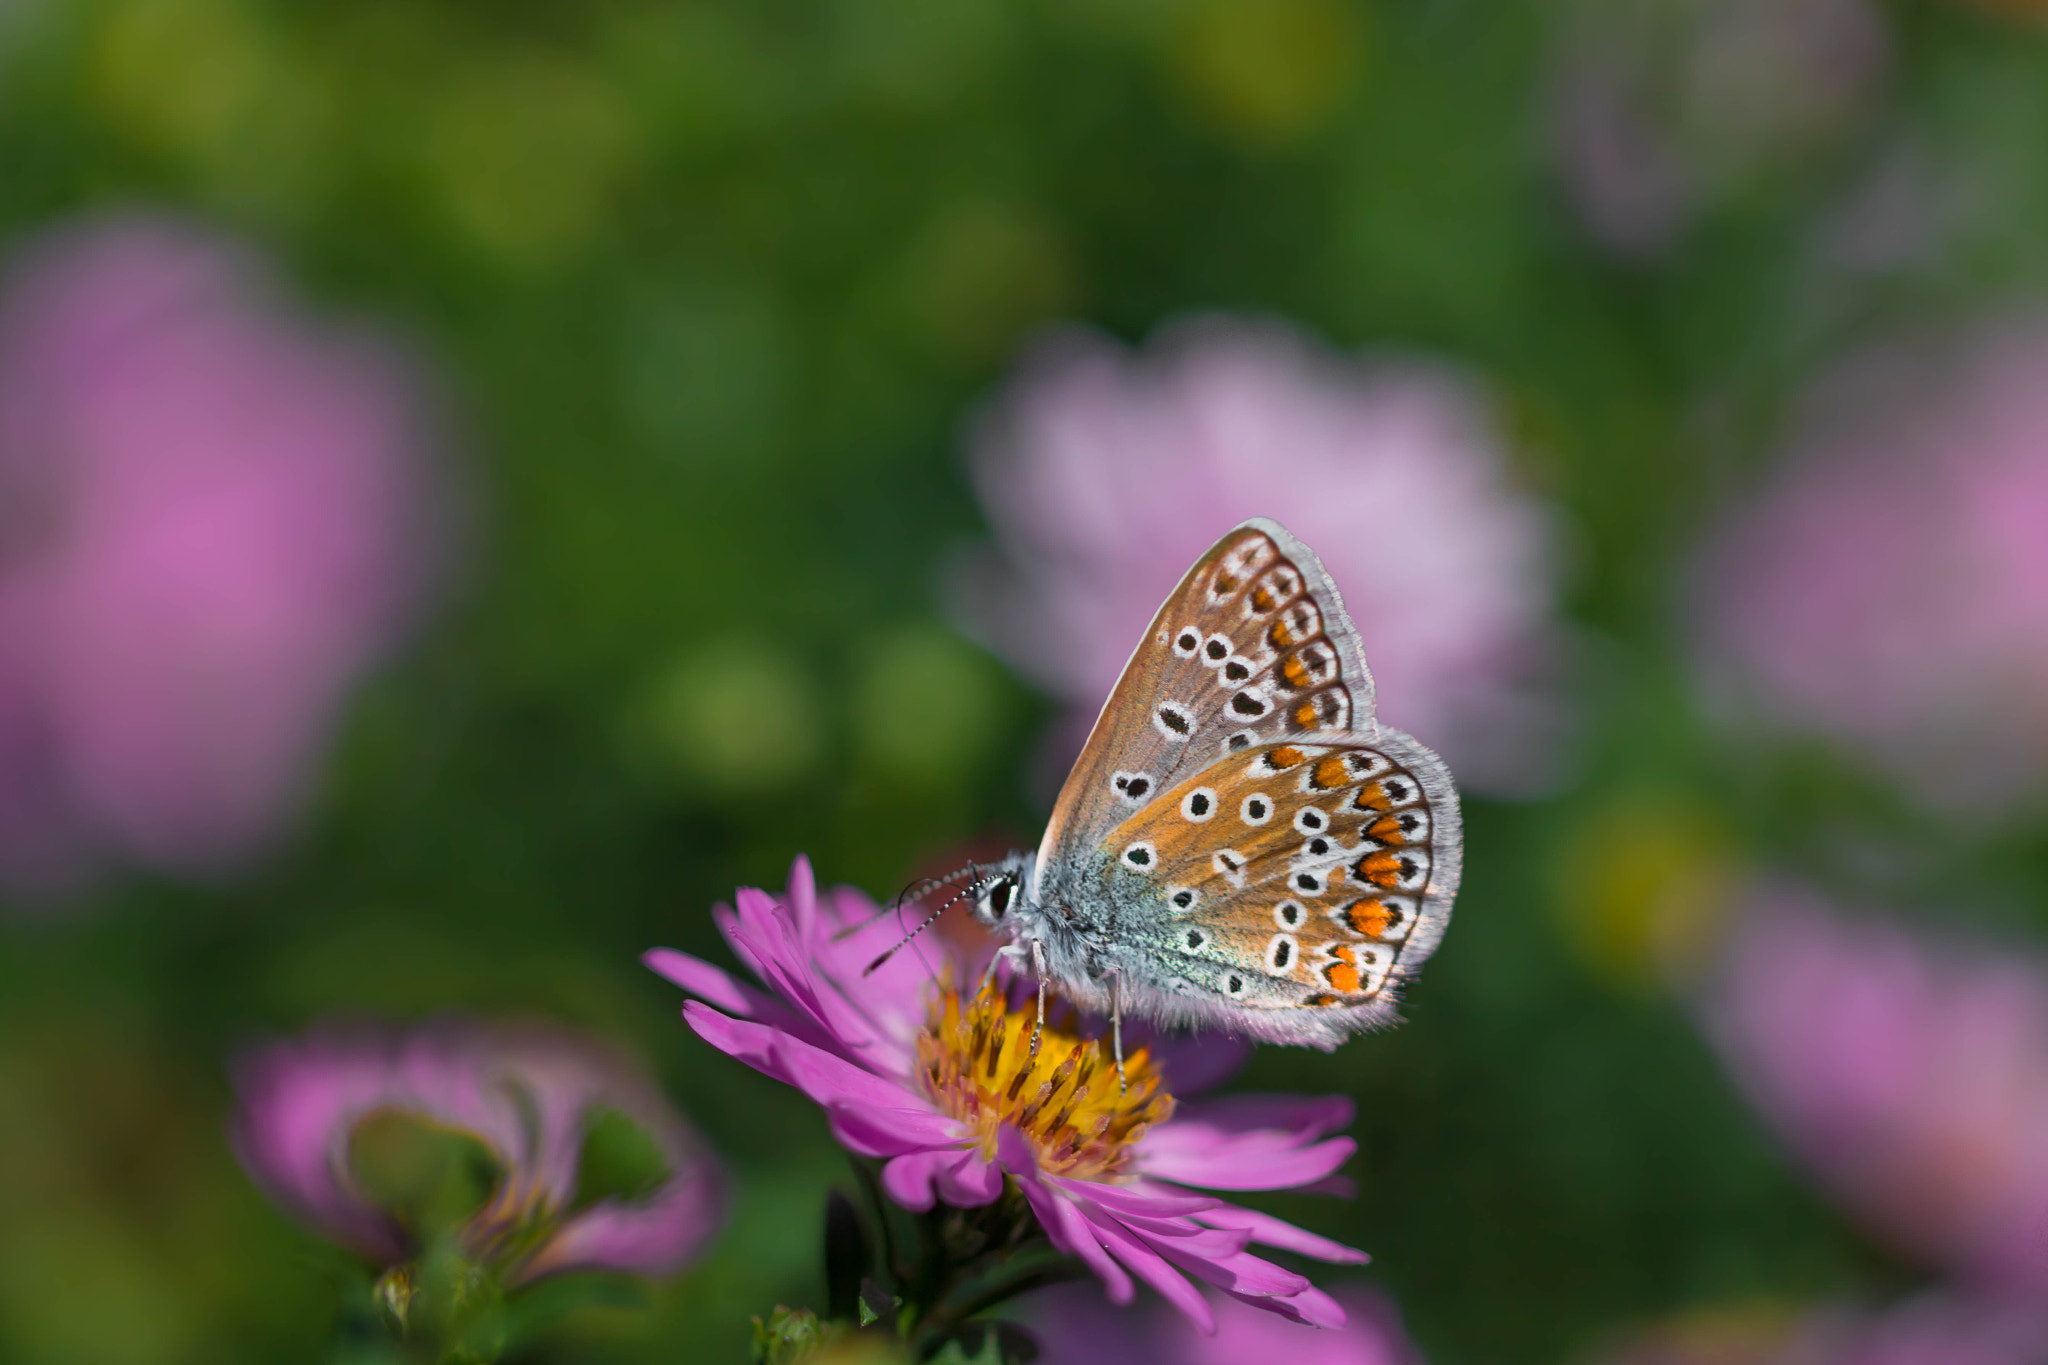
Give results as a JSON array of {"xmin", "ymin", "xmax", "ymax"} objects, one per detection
[{"xmin": 966, "ymin": 850, "xmax": 1037, "ymax": 933}]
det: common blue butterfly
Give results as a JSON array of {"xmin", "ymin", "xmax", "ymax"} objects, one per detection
[{"xmin": 948, "ymin": 518, "xmax": 1463, "ymax": 1053}]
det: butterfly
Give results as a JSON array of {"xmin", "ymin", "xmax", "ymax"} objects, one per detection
[{"xmin": 929, "ymin": 518, "xmax": 1462, "ymax": 1053}]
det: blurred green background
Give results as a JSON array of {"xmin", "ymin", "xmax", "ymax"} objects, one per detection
[{"xmin": 4, "ymin": 0, "xmax": 2048, "ymax": 1361}]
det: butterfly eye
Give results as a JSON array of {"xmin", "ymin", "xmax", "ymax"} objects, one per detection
[{"xmin": 985, "ymin": 880, "xmax": 1013, "ymax": 918}]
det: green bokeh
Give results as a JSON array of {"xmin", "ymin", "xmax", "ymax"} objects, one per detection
[{"xmin": 3, "ymin": 0, "xmax": 2047, "ymax": 1361}]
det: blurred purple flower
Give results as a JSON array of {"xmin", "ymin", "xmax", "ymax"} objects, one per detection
[
  {"xmin": 645, "ymin": 857, "xmax": 1367, "ymax": 1333},
  {"xmin": 1693, "ymin": 320, "xmax": 2048, "ymax": 812},
  {"xmin": 1704, "ymin": 882, "xmax": 2048, "ymax": 1297},
  {"xmin": 1027, "ymin": 1280, "xmax": 1424, "ymax": 1364},
  {"xmin": 960, "ymin": 318, "xmax": 1564, "ymax": 796},
  {"xmin": 231, "ymin": 1019, "xmax": 725, "ymax": 1284},
  {"xmin": 1550, "ymin": 0, "xmax": 1890, "ymax": 255},
  {"xmin": 0, "ymin": 216, "xmax": 445, "ymax": 897}
]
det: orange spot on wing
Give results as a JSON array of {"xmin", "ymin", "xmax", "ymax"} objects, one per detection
[
  {"xmin": 1325, "ymin": 946, "xmax": 1362, "ymax": 994},
  {"xmin": 1280, "ymin": 655, "xmax": 1312, "ymax": 689},
  {"xmin": 1352, "ymin": 783, "xmax": 1393, "ymax": 812},
  {"xmin": 1250, "ymin": 585, "xmax": 1279, "ymax": 613},
  {"xmin": 1305, "ymin": 992, "xmax": 1342, "ymax": 1008},
  {"xmin": 1269, "ymin": 620, "xmax": 1297, "ymax": 650},
  {"xmin": 1344, "ymin": 899, "xmax": 1395, "ymax": 938},
  {"xmin": 1368, "ymin": 814, "xmax": 1409, "ymax": 845},
  {"xmin": 1293, "ymin": 701, "xmax": 1322, "ymax": 729},
  {"xmin": 1312, "ymin": 756, "xmax": 1349, "ymax": 790},
  {"xmin": 1214, "ymin": 572, "xmax": 1242, "ymax": 594},
  {"xmin": 1268, "ymin": 745, "xmax": 1306, "ymax": 769},
  {"xmin": 1356, "ymin": 850, "xmax": 1403, "ymax": 888}
]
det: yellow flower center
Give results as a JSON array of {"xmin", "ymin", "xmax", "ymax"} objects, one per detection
[{"xmin": 916, "ymin": 984, "xmax": 1175, "ymax": 1181}]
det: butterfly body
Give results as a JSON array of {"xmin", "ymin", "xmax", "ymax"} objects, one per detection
[{"xmin": 967, "ymin": 518, "xmax": 1463, "ymax": 1050}]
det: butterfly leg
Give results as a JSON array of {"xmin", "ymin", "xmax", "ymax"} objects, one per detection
[
  {"xmin": 1110, "ymin": 972, "xmax": 1126, "ymax": 1095},
  {"xmin": 979, "ymin": 942, "xmax": 1027, "ymax": 998},
  {"xmin": 1030, "ymin": 939, "xmax": 1048, "ymax": 1058}
]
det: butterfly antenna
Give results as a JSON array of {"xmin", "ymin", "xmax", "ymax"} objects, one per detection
[
  {"xmin": 862, "ymin": 877, "xmax": 982, "ymax": 977},
  {"xmin": 833, "ymin": 865, "xmax": 978, "ymax": 942}
]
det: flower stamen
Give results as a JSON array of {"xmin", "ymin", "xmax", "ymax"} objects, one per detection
[{"xmin": 917, "ymin": 985, "xmax": 1174, "ymax": 1181}]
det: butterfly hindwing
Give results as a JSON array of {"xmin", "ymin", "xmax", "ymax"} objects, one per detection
[
  {"xmin": 1034, "ymin": 518, "xmax": 1380, "ymax": 885},
  {"xmin": 1094, "ymin": 732, "xmax": 1461, "ymax": 1044}
]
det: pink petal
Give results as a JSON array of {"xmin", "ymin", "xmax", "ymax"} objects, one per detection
[
  {"xmin": 1079, "ymin": 1207, "xmax": 1215, "ymax": 1334},
  {"xmin": 1196, "ymin": 1204, "xmax": 1370, "ymax": 1265},
  {"xmin": 826, "ymin": 1102, "xmax": 961, "ymax": 1159},
  {"xmin": 1077, "ymin": 1180, "xmax": 1224, "ymax": 1219},
  {"xmin": 882, "ymin": 1149, "xmax": 955, "ymax": 1212},
  {"xmin": 680, "ymin": 1004, "xmax": 925, "ymax": 1119},
  {"xmin": 1154, "ymin": 1243, "xmax": 1312, "ymax": 1300},
  {"xmin": 1000, "ymin": 1127, "xmax": 1134, "ymax": 1304},
  {"xmin": 1224, "ymin": 1282, "xmax": 1350, "ymax": 1329},
  {"xmin": 1139, "ymin": 1133, "xmax": 1356, "ymax": 1191},
  {"xmin": 935, "ymin": 1150, "xmax": 1003, "ymax": 1206},
  {"xmin": 641, "ymin": 947, "xmax": 773, "ymax": 1018},
  {"xmin": 1168, "ymin": 1094, "xmax": 1356, "ymax": 1140}
]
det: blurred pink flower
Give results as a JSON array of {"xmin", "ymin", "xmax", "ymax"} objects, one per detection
[
  {"xmin": 1596, "ymin": 1292, "xmax": 2048, "ymax": 1365},
  {"xmin": 1026, "ymin": 1280, "xmax": 1423, "ymax": 1364},
  {"xmin": 960, "ymin": 318, "xmax": 1564, "ymax": 796},
  {"xmin": 0, "ymin": 216, "xmax": 444, "ymax": 896},
  {"xmin": 231, "ymin": 1019, "xmax": 725, "ymax": 1284},
  {"xmin": 1693, "ymin": 319, "xmax": 2048, "ymax": 812},
  {"xmin": 1705, "ymin": 882, "xmax": 2048, "ymax": 1297},
  {"xmin": 1550, "ymin": 0, "xmax": 1890, "ymax": 255}
]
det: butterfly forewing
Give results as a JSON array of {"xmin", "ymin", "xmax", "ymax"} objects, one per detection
[
  {"xmin": 1035, "ymin": 519, "xmax": 1380, "ymax": 886},
  {"xmin": 1097, "ymin": 734, "xmax": 1461, "ymax": 1029}
]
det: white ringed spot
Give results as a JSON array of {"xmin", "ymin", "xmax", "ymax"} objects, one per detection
[
  {"xmin": 1239, "ymin": 793, "xmax": 1273, "ymax": 826},
  {"xmin": 1266, "ymin": 934, "xmax": 1300, "ymax": 975},
  {"xmin": 1110, "ymin": 770, "xmax": 1154, "ymax": 806},
  {"xmin": 1180, "ymin": 788, "xmax": 1217, "ymax": 822},
  {"xmin": 1153, "ymin": 701, "xmax": 1194, "ymax": 741},
  {"xmin": 1121, "ymin": 841, "xmax": 1157, "ymax": 872}
]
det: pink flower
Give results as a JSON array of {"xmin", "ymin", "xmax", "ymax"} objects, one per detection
[
  {"xmin": 230, "ymin": 1019, "xmax": 725, "ymax": 1283},
  {"xmin": 1026, "ymin": 1281, "xmax": 1424, "ymax": 1364},
  {"xmin": 644, "ymin": 856, "xmax": 1368, "ymax": 1332},
  {"xmin": 1693, "ymin": 319, "xmax": 2048, "ymax": 812},
  {"xmin": 1704, "ymin": 882, "xmax": 2048, "ymax": 1297},
  {"xmin": 960, "ymin": 317, "xmax": 1563, "ymax": 795},
  {"xmin": 1549, "ymin": 0, "xmax": 1891, "ymax": 255},
  {"xmin": 0, "ymin": 216, "xmax": 445, "ymax": 896}
]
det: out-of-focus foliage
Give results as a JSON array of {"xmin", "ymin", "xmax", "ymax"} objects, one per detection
[{"xmin": 4, "ymin": 0, "xmax": 2048, "ymax": 1361}]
